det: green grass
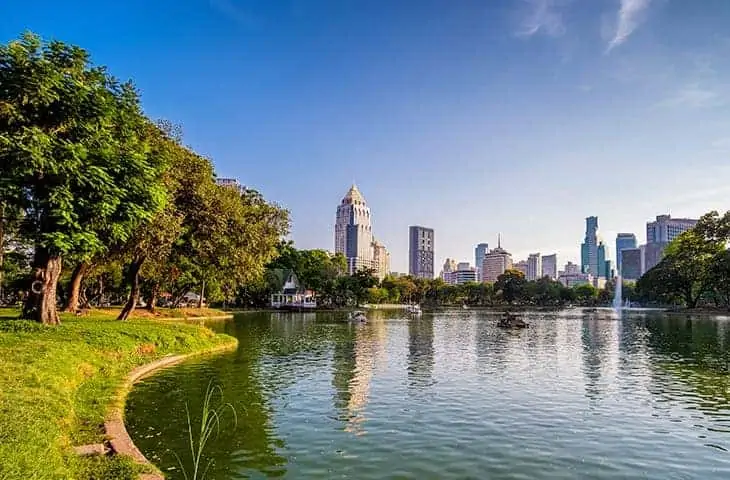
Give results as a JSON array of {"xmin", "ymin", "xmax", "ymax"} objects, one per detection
[{"xmin": 0, "ymin": 308, "xmax": 237, "ymax": 480}]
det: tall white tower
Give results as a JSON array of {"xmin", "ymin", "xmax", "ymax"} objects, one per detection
[{"xmin": 335, "ymin": 184, "xmax": 374, "ymax": 274}]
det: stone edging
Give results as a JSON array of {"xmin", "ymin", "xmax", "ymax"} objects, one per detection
[{"xmin": 105, "ymin": 340, "xmax": 238, "ymax": 480}]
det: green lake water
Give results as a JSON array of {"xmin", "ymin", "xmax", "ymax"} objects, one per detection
[{"xmin": 125, "ymin": 310, "xmax": 730, "ymax": 479}]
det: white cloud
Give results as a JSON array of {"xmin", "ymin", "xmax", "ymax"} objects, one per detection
[
  {"xmin": 516, "ymin": 0, "xmax": 567, "ymax": 38},
  {"xmin": 658, "ymin": 84, "xmax": 724, "ymax": 109},
  {"xmin": 607, "ymin": 0, "xmax": 652, "ymax": 52}
]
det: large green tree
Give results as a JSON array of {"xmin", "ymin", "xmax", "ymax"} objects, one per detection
[
  {"xmin": 0, "ymin": 33, "xmax": 166, "ymax": 324},
  {"xmin": 495, "ymin": 269, "xmax": 527, "ymax": 304}
]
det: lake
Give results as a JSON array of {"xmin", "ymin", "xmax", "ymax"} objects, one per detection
[{"xmin": 125, "ymin": 310, "xmax": 730, "ymax": 479}]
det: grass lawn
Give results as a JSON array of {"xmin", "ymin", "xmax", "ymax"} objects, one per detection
[{"xmin": 0, "ymin": 308, "xmax": 237, "ymax": 480}]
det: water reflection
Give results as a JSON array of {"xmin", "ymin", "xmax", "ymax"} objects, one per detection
[
  {"xmin": 126, "ymin": 310, "xmax": 730, "ymax": 479},
  {"xmin": 407, "ymin": 316, "xmax": 434, "ymax": 388}
]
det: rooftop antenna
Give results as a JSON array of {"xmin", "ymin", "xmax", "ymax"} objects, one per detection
[{"xmin": 498, "ymin": 233, "xmax": 501, "ymax": 249}]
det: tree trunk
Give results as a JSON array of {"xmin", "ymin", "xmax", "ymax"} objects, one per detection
[
  {"xmin": 146, "ymin": 282, "xmax": 159, "ymax": 313},
  {"xmin": 0, "ymin": 203, "xmax": 5, "ymax": 303},
  {"xmin": 21, "ymin": 249, "xmax": 62, "ymax": 325},
  {"xmin": 118, "ymin": 257, "xmax": 145, "ymax": 321},
  {"xmin": 63, "ymin": 261, "xmax": 89, "ymax": 312},
  {"xmin": 198, "ymin": 280, "xmax": 205, "ymax": 308}
]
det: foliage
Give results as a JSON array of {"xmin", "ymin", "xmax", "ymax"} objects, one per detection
[
  {"xmin": 0, "ymin": 32, "xmax": 168, "ymax": 322},
  {"xmin": 637, "ymin": 210, "xmax": 729, "ymax": 309},
  {"xmin": 0, "ymin": 32, "xmax": 166, "ymax": 260},
  {"xmin": 0, "ymin": 307, "xmax": 236, "ymax": 480},
  {"xmin": 495, "ymin": 269, "xmax": 527, "ymax": 304}
]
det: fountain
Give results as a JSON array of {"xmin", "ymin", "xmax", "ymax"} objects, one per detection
[{"xmin": 613, "ymin": 276, "xmax": 624, "ymax": 313}]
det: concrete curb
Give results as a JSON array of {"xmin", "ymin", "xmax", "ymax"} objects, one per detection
[{"xmin": 105, "ymin": 340, "xmax": 238, "ymax": 479}]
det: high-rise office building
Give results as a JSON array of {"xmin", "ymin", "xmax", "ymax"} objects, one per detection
[
  {"xmin": 646, "ymin": 215, "xmax": 698, "ymax": 244},
  {"xmin": 642, "ymin": 214, "xmax": 699, "ymax": 272},
  {"xmin": 441, "ymin": 258, "xmax": 457, "ymax": 284},
  {"xmin": 409, "ymin": 226, "xmax": 434, "ymax": 279},
  {"xmin": 562, "ymin": 261, "xmax": 581, "ymax": 275},
  {"xmin": 335, "ymin": 185, "xmax": 375, "ymax": 274},
  {"xmin": 615, "ymin": 233, "xmax": 637, "ymax": 275},
  {"xmin": 620, "ymin": 248, "xmax": 642, "ymax": 280},
  {"xmin": 581, "ymin": 216, "xmax": 599, "ymax": 276},
  {"xmin": 454, "ymin": 262, "xmax": 477, "ymax": 284},
  {"xmin": 514, "ymin": 260, "xmax": 528, "ymax": 276},
  {"xmin": 371, "ymin": 240, "xmax": 390, "ymax": 281},
  {"xmin": 541, "ymin": 254, "xmax": 557, "ymax": 279},
  {"xmin": 597, "ymin": 242, "xmax": 609, "ymax": 279},
  {"xmin": 474, "ymin": 243, "xmax": 489, "ymax": 281},
  {"xmin": 216, "ymin": 177, "xmax": 245, "ymax": 193},
  {"xmin": 527, "ymin": 253, "xmax": 542, "ymax": 281},
  {"xmin": 482, "ymin": 237, "xmax": 513, "ymax": 282}
]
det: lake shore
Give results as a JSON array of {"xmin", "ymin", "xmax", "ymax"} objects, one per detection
[{"xmin": 0, "ymin": 308, "xmax": 237, "ymax": 480}]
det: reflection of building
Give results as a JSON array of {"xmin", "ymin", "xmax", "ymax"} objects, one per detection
[
  {"xmin": 408, "ymin": 317, "xmax": 434, "ymax": 388},
  {"xmin": 541, "ymin": 254, "xmax": 557, "ymax": 280},
  {"xmin": 409, "ymin": 226, "xmax": 435, "ymax": 279},
  {"xmin": 475, "ymin": 243, "xmax": 489, "ymax": 281},
  {"xmin": 482, "ymin": 236, "xmax": 513, "ymax": 282},
  {"xmin": 342, "ymin": 321, "xmax": 387, "ymax": 435},
  {"xmin": 527, "ymin": 253, "xmax": 541, "ymax": 281}
]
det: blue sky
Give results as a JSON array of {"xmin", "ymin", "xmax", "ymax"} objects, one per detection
[{"xmin": 3, "ymin": 0, "xmax": 730, "ymax": 272}]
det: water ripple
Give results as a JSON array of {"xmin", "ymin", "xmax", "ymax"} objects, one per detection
[{"xmin": 125, "ymin": 311, "xmax": 730, "ymax": 479}]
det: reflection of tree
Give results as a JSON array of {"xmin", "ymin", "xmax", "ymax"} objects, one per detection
[
  {"xmin": 126, "ymin": 312, "xmax": 288, "ymax": 479},
  {"xmin": 408, "ymin": 316, "xmax": 434, "ymax": 388},
  {"xmin": 644, "ymin": 314, "xmax": 730, "ymax": 413}
]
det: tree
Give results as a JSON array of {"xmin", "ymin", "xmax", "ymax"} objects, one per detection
[
  {"xmin": 0, "ymin": 33, "xmax": 166, "ymax": 324},
  {"xmin": 573, "ymin": 284, "xmax": 597, "ymax": 304},
  {"xmin": 495, "ymin": 269, "xmax": 527, "ymax": 304},
  {"xmin": 708, "ymin": 250, "xmax": 730, "ymax": 309}
]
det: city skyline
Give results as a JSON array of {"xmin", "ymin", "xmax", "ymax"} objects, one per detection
[{"xmin": 6, "ymin": 2, "xmax": 728, "ymax": 273}]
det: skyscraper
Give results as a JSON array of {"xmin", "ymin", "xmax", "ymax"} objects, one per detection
[
  {"xmin": 409, "ymin": 226, "xmax": 434, "ymax": 279},
  {"xmin": 643, "ymin": 214, "xmax": 698, "ymax": 272},
  {"xmin": 513, "ymin": 260, "xmax": 528, "ymax": 276},
  {"xmin": 474, "ymin": 243, "xmax": 489, "ymax": 281},
  {"xmin": 335, "ymin": 184, "xmax": 374, "ymax": 274},
  {"xmin": 581, "ymin": 216, "xmax": 599, "ymax": 276},
  {"xmin": 646, "ymin": 215, "xmax": 698, "ymax": 244},
  {"xmin": 441, "ymin": 258, "xmax": 457, "ymax": 284},
  {"xmin": 597, "ymin": 242, "xmax": 608, "ymax": 278},
  {"xmin": 371, "ymin": 240, "xmax": 390, "ymax": 281},
  {"xmin": 482, "ymin": 237, "xmax": 512, "ymax": 282},
  {"xmin": 620, "ymin": 248, "xmax": 642, "ymax": 280},
  {"xmin": 541, "ymin": 254, "xmax": 557, "ymax": 279},
  {"xmin": 526, "ymin": 253, "xmax": 542, "ymax": 281},
  {"xmin": 615, "ymin": 233, "xmax": 637, "ymax": 275}
]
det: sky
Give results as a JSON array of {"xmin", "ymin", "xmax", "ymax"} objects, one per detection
[{"xmin": 3, "ymin": 0, "xmax": 730, "ymax": 272}]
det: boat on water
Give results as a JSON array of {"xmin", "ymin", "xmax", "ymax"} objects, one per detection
[
  {"xmin": 406, "ymin": 304, "xmax": 422, "ymax": 315},
  {"xmin": 348, "ymin": 310, "xmax": 367, "ymax": 323},
  {"xmin": 497, "ymin": 313, "xmax": 528, "ymax": 329}
]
